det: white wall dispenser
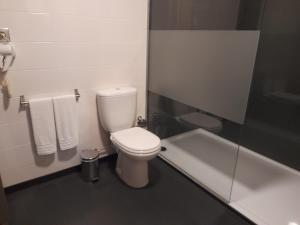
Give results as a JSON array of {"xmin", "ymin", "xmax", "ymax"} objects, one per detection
[{"xmin": 0, "ymin": 28, "xmax": 16, "ymax": 72}]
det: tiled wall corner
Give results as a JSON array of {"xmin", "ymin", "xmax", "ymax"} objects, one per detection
[{"xmin": 0, "ymin": 0, "xmax": 148, "ymax": 187}]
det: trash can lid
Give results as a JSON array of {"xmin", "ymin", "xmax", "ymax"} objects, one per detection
[{"xmin": 80, "ymin": 149, "xmax": 99, "ymax": 160}]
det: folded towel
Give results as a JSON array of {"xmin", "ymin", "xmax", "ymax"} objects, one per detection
[
  {"xmin": 29, "ymin": 97, "xmax": 57, "ymax": 155},
  {"xmin": 53, "ymin": 95, "xmax": 79, "ymax": 150}
]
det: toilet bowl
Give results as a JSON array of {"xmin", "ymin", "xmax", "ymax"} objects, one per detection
[
  {"xmin": 97, "ymin": 87, "xmax": 161, "ymax": 188},
  {"xmin": 111, "ymin": 127, "xmax": 160, "ymax": 188},
  {"xmin": 178, "ymin": 112, "xmax": 223, "ymax": 133}
]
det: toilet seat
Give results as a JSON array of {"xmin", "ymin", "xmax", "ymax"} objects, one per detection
[{"xmin": 111, "ymin": 127, "xmax": 161, "ymax": 155}]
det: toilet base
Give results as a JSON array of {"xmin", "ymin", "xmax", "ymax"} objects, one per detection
[{"xmin": 116, "ymin": 152, "xmax": 149, "ymax": 188}]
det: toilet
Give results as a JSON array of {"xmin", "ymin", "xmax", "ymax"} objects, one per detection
[
  {"xmin": 97, "ymin": 87, "xmax": 161, "ymax": 188},
  {"xmin": 178, "ymin": 112, "xmax": 223, "ymax": 133}
]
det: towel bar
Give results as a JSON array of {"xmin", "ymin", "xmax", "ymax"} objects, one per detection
[{"xmin": 20, "ymin": 89, "xmax": 81, "ymax": 108}]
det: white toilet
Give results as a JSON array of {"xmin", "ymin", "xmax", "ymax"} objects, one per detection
[
  {"xmin": 97, "ymin": 87, "xmax": 161, "ymax": 188},
  {"xmin": 178, "ymin": 112, "xmax": 223, "ymax": 133}
]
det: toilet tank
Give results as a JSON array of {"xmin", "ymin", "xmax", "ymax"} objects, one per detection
[{"xmin": 97, "ymin": 87, "xmax": 137, "ymax": 133}]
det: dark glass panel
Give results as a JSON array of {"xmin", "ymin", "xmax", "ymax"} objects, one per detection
[
  {"xmin": 150, "ymin": 0, "xmax": 264, "ymax": 30},
  {"xmin": 240, "ymin": 0, "xmax": 300, "ymax": 171}
]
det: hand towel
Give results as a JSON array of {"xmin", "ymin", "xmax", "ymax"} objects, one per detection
[
  {"xmin": 53, "ymin": 95, "xmax": 79, "ymax": 150},
  {"xmin": 29, "ymin": 97, "xmax": 57, "ymax": 155}
]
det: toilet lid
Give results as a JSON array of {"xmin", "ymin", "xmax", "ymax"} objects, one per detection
[
  {"xmin": 179, "ymin": 112, "xmax": 222, "ymax": 131},
  {"xmin": 111, "ymin": 127, "xmax": 161, "ymax": 154}
]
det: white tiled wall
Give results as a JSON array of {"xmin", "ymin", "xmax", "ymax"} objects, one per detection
[{"xmin": 0, "ymin": 0, "xmax": 149, "ymax": 187}]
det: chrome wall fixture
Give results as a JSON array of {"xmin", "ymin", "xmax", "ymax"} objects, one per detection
[
  {"xmin": 0, "ymin": 28, "xmax": 10, "ymax": 43},
  {"xmin": 20, "ymin": 89, "xmax": 81, "ymax": 108}
]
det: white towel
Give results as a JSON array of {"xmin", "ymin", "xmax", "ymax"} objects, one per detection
[
  {"xmin": 29, "ymin": 97, "xmax": 57, "ymax": 155},
  {"xmin": 53, "ymin": 95, "xmax": 79, "ymax": 150}
]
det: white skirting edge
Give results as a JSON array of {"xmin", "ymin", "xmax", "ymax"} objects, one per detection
[
  {"xmin": 3, "ymin": 145, "xmax": 114, "ymax": 188},
  {"xmin": 229, "ymin": 202, "xmax": 269, "ymax": 225},
  {"xmin": 158, "ymin": 154, "xmax": 229, "ymax": 203}
]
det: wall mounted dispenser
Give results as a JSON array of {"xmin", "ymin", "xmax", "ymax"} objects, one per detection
[{"xmin": 0, "ymin": 28, "xmax": 16, "ymax": 72}]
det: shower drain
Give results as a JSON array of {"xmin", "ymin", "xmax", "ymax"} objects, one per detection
[{"xmin": 161, "ymin": 146, "xmax": 167, "ymax": 151}]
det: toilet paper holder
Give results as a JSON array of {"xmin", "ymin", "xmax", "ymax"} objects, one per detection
[{"xmin": 20, "ymin": 89, "xmax": 81, "ymax": 108}]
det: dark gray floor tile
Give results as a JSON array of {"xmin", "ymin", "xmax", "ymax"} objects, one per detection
[{"xmin": 6, "ymin": 158, "xmax": 254, "ymax": 225}]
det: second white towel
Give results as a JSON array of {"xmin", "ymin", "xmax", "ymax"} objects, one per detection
[{"xmin": 53, "ymin": 95, "xmax": 79, "ymax": 150}]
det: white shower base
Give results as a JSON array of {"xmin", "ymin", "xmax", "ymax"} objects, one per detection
[
  {"xmin": 159, "ymin": 128, "xmax": 300, "ymax": 225},
  {"xmin": 159, "ymin": 128, "xmax": 239, "ymax": 202}
]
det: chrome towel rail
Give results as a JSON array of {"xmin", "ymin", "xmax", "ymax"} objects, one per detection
[{"xmin": 20, "ymin": 89, "xmax": 81, "ymax": 108}]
